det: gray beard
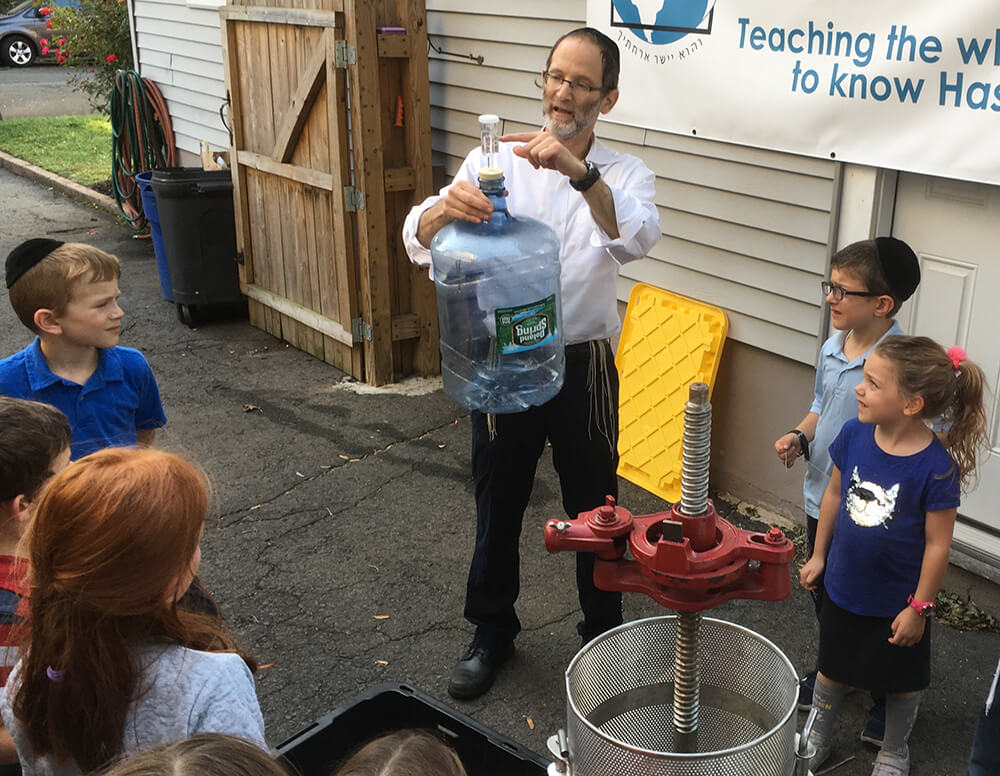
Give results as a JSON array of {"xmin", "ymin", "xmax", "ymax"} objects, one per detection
[{"xmin": 543, "ymin": 99, "xmax": 602, "ymax": 141}]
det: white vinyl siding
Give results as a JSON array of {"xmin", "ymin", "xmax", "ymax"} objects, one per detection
[
  {"xmin": 133, "ymin": 0, "xmax": 229, "ymax": 157},
  {"xmin": 426, "ymin": 1, "xmax": 836, "ymax": 364}
]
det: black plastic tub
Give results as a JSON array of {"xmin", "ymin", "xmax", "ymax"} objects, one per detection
[
  {"xmin": 150, "ymin": 167, "xmax": 244, "ymax": 326},
  {"xmin": 276, "ymin": 683, "xmax": 549, "ymax": 776}
]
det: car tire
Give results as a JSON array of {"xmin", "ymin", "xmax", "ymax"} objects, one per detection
[{"xmin": 2, "ymin": 35, "xmax": 36, "ymax": 67}]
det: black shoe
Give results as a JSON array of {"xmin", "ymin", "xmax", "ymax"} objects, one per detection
[
  {"xmin": 447, "ymin": 643, "xmax": 513, "ymax": 700},
  {"xmin": 860, "ymin": 698, "xmax": 886, "ymax": 748}
]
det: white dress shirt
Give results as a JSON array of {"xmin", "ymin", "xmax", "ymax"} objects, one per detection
[{"xmin": 402, "ymin": 136, "xmax": 660, "ymax": 346}]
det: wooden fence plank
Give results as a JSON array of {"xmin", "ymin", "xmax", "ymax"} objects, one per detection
[
  {"xmin": 271, "ymin": 28, "xmax": 331, "ymax": 163},
  {"xmin": 244, "ymin": 284, "xmax": 355, "ymax": 345},
  {"xmin": 221, "ymin": 6, "xmax": 342, "ymax": 27},
  {"xmin": 346, "ymin": 0, "xmax": 394, "ymax": 385},
  {"xmin": 236, "ymin": 150, "xmax": 335, "ymax": 190}
]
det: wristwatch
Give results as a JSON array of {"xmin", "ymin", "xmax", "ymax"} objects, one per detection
[
  {"xmin": 907, "ymin": 594, "xmax": 935, "ymax": 616},
  {"xmin": 569, "ymin": 161, "xmax": 601, "ymax": 192},
  {"xmin": 788, "ymin": 429, "xmax": 810, "ymax": 461}
]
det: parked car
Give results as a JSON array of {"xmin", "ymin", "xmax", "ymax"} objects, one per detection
[{"xmin": 0, "ymin": 0, "xmax": 74, "ymax": 67}]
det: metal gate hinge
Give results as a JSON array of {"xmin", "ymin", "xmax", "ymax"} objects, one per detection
[
  {"xmin": 344, "ymin": 186, "xmax": 365, "ymax": 212},
  {"xmin": 334, "ymin": 40, "xmax": 357, "ymax": 67},
  {"xmin": 351, "ymin": 317, "xmax": 372, "ymax": 342}
]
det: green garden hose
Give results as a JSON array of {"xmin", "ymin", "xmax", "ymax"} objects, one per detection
[{"xmin": 110, "ymin": 70, "xmax": 176, "ymax": 230}]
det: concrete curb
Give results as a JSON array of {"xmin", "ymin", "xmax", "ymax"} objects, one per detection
[{"xmin": 0, "ymin": 149, "xmax": 119, "ymax": 217}]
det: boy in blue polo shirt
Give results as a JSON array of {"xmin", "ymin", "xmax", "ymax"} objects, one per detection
[
  {"xmin": 774, "ymin": 237, "xmax": 921, "ymax": 750},
  {"xmin": 0, "ymin": 239, "xmax": 166, "ymax": 459}
]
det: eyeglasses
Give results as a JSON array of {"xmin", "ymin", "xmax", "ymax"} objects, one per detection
[
  {"xmin": 821, "ymin": 281, "xmax": 882, "ymax": 302},
  {"xmin": 541, "ymin": 71, "xmax": 603, "ymax": 96}
]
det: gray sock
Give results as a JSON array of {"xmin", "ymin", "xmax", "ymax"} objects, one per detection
[
  {"xmin": 811, "ymin": 674, "xmax": 849, "ymax": 746},
  {"xmin": 882, "ymin": 692, "xmax": 921, "ymax": 758}
]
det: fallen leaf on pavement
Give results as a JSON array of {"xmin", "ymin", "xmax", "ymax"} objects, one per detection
[
  {"xmin": 375, "ymin": 660, "xmax": 388, "ymax": 666},
  {"xmin": 243, "ymin": 404, "xmax": 260, "ymax": 412},
  {"xmin": 374, "ymin": 615, "xmax": 390, "ymax": 620},
  {"xmin": 525, "ymin": 717, "xmax": 534, "ymax": 730}
]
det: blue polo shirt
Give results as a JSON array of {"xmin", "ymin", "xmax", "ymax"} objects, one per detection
[
  {"xmin": 804, "ymin": 320, "xmax": 903, "ymax": 519},
  {"xmin": 0, "ymin": 339, "xmax": 167, "ymax": 460}
]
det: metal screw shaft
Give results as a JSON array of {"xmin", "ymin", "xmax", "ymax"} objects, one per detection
[
  {"xmin": 679, "ymin": 383, "xmax": 711, "ymax": 516},
  {"xmin": 673, "ymin": 383, "xmax": 711, "ymax": 752},
  {"xmin": 673, "ymin": 610, "xmax": 702, "ymax": 752}
]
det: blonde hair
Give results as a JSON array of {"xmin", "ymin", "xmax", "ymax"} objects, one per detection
[
  {"xmin": 874, "ymin": 335, "xmax": 989, "ymax": 489},
  {"xmin": 8, "ymin": 242, "xmax": 120, "ymax": 332},
  {"xmin": 333, "ymin": 730, "xmax": 467, "ymax": 776},
  {"xmin": 100, "ymin": 734, "xmax": 288, "ymax": 776}
]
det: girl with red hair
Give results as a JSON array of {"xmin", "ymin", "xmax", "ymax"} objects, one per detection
[{"xmin": 0, "ymin": 448, "xmax": 266, "ymax": 775}]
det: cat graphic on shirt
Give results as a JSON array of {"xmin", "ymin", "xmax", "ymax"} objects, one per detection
[{"xmin": 845, "ymin": 466, "xmax": 898, "ymax": 529}]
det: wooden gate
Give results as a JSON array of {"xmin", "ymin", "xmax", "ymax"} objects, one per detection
[{"xmin": 220, "ymin": 0, "xmax": 438, "ymax": 385}]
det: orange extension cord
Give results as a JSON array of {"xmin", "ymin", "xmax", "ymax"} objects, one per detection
[{"xmin": 110, "ymin": 70, "xmax": 177, "ymax": 231}]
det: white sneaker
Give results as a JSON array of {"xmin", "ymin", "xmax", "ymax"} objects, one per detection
[{"xmin": 870, "ymin": 748, "xmax": 910, "ymax": 776}]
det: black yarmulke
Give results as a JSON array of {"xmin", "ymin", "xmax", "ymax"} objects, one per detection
[
  {"xmin": 875, "ymin": 237, "xmax": 920, "ymax": 302},
  {"xmin": 5, "ymin": 238, "xmax": 64, "ymax": 289}
]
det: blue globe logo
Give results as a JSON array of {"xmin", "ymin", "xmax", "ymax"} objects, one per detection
[{"xmin": 612, "ymin": 0, "xmax": 714, "ymax": 45}]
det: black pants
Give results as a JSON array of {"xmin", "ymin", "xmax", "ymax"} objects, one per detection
[{"xmin": 464, "ymin": 340, "xmax": 623, "ymax": 650}]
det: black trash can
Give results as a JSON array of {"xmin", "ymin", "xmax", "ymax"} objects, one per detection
[{"xmin": 150, "ymin": 167, "xmax": 244, "ymax": 327}]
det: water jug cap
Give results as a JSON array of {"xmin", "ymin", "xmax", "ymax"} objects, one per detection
[
  {"xmin": 478, "ymin": 114, "xmax": 500, "ymax": 125},
  {"xmin": 478, "ymin": 167, "xmax": 504, "ymax": 182}
]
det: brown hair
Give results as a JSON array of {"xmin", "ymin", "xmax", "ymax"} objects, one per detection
[
  {"xmin": 831, "ymin": 239, "xmax": 900, "ymax": 316},
  {"xmin": 545, "ymin": 27, "xmax": 620, "ymax": 93},
  {"xmin": 12, "ymin": 448, "xmax": 256, "ymax": 772},
  {"xmin": 332, "ymin": 730, "xmax": 467, "ymax": 776},
  {"xmin": 8, "ymin": 242, "xmax": 120, "ymax": 332},
  {"xmin": 0, "ymin": 397, "xmax": 71, "ymax": 503},
  {"xmin": 874, "ymin": 335, "xmax": 989, "ymax": 489},
  {"xmin": 100, "ymin": 734, "xmax": 289, "ymax": 776}
]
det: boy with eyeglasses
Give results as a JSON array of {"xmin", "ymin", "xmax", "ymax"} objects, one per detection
[{"xmin": 775, "ymin": 237, "xmax": 920, "ymax": 747}]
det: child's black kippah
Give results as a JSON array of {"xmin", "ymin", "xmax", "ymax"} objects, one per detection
[
  {"xmin": 874, "ymin": 236, "xmax": 920, "ymax": 302},
  {"xmin": 5, "ymin": 238, "xmax": 65, "ymax": 289}
]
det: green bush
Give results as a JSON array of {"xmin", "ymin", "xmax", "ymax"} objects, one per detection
[{"xmin": 39, "ymin": 0, "xmax": 133, "ymax": 112}]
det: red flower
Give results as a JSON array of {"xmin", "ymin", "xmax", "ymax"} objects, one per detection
[
  {"xmin": 38, "ymin": 6, "xmax": 50, "ymax": 13},
  {"xmin": 88, "ymin": 67, "xmax": 93, "ymax": 73},
  {"xmin": 40, "ymin": 37, "xmax": 48, "ymax": 45},
  {"xmin": 58, "ymin": 37, "xmax": 66, "ymax": 46},
  {"xmin": 41, "ymin": 45, "xmax": 49, "ymax": 55},
  {"xmin": 105, "ymin": 53, "xmax": 117, "ymax": 63},
  {"xmin": 56, "ymin": 54, "xmax": 66, "ymax": 63},
  {"xmin": 45, "ymin": 18, "xmax": 53, "ymax": 28}
]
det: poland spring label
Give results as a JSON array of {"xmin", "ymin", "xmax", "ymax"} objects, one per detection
[{"xmin": 495, "ymin": 296, "xmax": 558, "ymax": 354}]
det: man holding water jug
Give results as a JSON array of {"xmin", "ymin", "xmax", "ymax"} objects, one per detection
[{"xmin": 403, "ymin": 27, "xmax": 660, "ymax": 700}]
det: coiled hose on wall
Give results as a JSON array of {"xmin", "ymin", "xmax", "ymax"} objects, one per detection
[{"xmin": 110, "ymin": 70, "xmax": 177, "ymax": 230}]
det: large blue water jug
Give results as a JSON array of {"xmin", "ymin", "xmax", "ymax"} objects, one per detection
[{"xmin": 430, "ymin": 168, "xmax": 565, "ymax": 414}]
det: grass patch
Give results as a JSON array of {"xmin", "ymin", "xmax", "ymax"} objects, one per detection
[{"xmin": 0, "ymin": 114, "xmax": 111, "ymax": 187}]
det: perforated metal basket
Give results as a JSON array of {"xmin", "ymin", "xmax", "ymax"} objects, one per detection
[{"xmin": 561, "ymin": 616, "xmax": 798, "ymax": 776}]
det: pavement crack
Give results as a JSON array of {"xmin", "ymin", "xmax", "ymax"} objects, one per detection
[{"xmin": 216, "ymin": 416, "xmax": 465, "ymax": 525}]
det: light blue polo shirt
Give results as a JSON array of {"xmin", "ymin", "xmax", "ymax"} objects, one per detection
[
  {"xmin": 803, "ymin": 320, "xmax": 903, "ymax": 518},
  {"xmin": 0, "ymin": 338, "xmax": 167, "ymax": 460}
]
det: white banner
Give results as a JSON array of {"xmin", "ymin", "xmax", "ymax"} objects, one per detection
[{"xmin": 588, "ymin": 0, "xmax": 1000, "ymax": 185}]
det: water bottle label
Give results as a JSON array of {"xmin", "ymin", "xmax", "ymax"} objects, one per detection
[{"xmin": 495, "ymin": 295, "xmax": 558, "ymax": 354}]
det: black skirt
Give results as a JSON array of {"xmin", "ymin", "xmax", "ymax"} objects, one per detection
[{"xmin": 818, "ymin": 591, "xmax": 931, "ymax": 695}]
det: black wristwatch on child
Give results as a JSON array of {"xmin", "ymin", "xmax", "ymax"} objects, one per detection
[{"xmin": 788, "ymin": 429, "xmax": 810, "ymax": 461}]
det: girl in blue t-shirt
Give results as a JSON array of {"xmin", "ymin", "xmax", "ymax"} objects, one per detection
[{"xmin": 800, "ymin": 335, "xmax": 988, "ymax": 776}]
